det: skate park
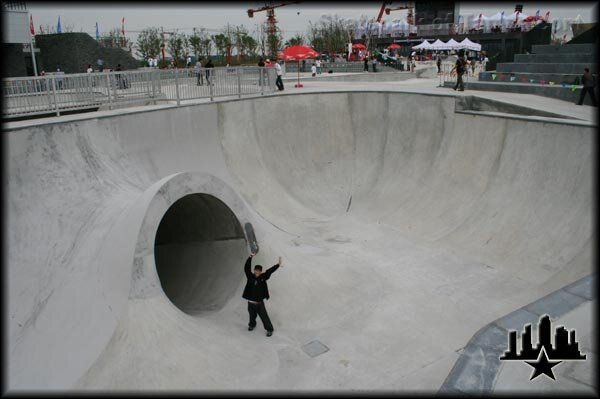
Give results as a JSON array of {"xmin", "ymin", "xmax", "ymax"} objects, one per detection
[{"xmin": 5, "ymin": 69, "xmax": 596, "ymax": 393}]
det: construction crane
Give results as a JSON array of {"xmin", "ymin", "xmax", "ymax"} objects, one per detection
[{"xmin": 247, "ymin": 1, "xmax": 301, "ymax": 56}]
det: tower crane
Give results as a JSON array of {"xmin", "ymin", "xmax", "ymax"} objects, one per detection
[{"xmin": 247, "ymin": 1, "xmax": 301, "ymax": 56}]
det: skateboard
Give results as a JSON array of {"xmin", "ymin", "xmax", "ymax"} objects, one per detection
[{"xmin": 244, "ymin": 222, "xmax": 259, "ymax": 254}]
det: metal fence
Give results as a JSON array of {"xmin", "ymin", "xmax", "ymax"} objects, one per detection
[
  {"xmin": 283, "ymin": 61, "xmax": 404, "ymax": 73},
  {"xmin": 438, "ymin": 62, "xmax": 484, "ymax": 87},
  {"xmin": 2, "ymin": 66, "xmax": 277, "ymax": 118}
]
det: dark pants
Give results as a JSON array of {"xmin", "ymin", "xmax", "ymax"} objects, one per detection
[
  {"xmin": 197, "ymin": 72, "xmax": 203, "ymax": 85},
  {"xmin": 205, "ymin": 70, "xmax": 211, "ymax": 85},
  {"xmin": 364, "ymin": 64, "xmax": 368, "ymax": 72},
  {"xmin": 578, "ymin": 86, "xmax": 597, "ymax": 106},
  {"xmin": 248, "ymin": 301, "xmax": 273, "ymax": 331},
  {"xmin": 454, "ymin": 73, "xmax": 464, "ymax": 90},
  {"xmin": 275, "ymin": 75, "xmax": 284, "ymax": 90}
]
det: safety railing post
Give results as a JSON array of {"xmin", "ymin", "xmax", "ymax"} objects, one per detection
[
  {"xmin": 209, "ymin": 70, "xmax": 214, "ymax": 101},
  {"xmin": 51, "ymin": 75, "xmax": 60, "ymax": 116},
  {"xmin": 260, "ymin": 67, "xmax": 264, "ymax": 96},
  {"xmin": 151, "ymin": 69, "xmax": 157, "ymax": 105},
  {"xmin": 237, "ymin": 67, "xmax": 242, "ymax": 98},
  {"xmin": 106, "ymin": 72, "xmax": 113, "ymax": 110},
  {"xmin": 175, "ymin": 70, "xmax": 181, "ymax": 106}
]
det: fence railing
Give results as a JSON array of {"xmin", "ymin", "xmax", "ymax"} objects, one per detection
[
  {"xmin": 3, "ymin": 67, "xmax": 277, "ymax": 118},
  {"xmin": 284, "ymin": 60, "xmax": 407, "ymax": 73},
  {"xmin": 438, "ymin": 62, "xmax": 485, "ymax": 87}
]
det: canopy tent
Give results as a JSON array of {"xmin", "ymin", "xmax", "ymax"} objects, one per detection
[
  {"xmin": 445, "ymin": 38, "xmax": 461, "ymax": 49},
  {"xmin": 412, "ymin": 40, "xmax": 432, "ymax": 50},
  {"xmin": 458, "ymin": 37, "xmax": 482, "ymax": 51},
  {"xmin": 352, "ymin": 43, "xmax": 366, "ymax": 49},
  {"xmin": 428, "ymin": 39, "xmax": 447, "ymax": 50},
  {"xmin": 387, "ymin": 43, "xmax": 402, "ymax": 49}
]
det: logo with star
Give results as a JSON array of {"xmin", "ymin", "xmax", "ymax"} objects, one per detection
[{"xmin": 499, "ymin": 314, "xmax": 586, "ymax": 381}]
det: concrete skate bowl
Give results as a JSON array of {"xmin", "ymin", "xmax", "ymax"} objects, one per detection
[{"xmin": 5, "ymin": 90, "xmax": 595, "ymax": 392}]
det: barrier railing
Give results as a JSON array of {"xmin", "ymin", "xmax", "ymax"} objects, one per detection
[
  {"xmin": 438, "ymin": 62, "xmax": 484, "ymax": 87},
  {"xmin": 3, "ymin": 66, "xmax": 277, "ymax": 118}
]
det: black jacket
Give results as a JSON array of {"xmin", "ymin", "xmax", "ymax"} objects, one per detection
[{"xmin": 242, "ymin": 256, "xmax": 279, "ymax": 302}]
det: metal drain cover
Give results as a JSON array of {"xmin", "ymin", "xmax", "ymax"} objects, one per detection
[{"xmin": 302, "ymin": 340, "xmax": 330, "ymax": 357}]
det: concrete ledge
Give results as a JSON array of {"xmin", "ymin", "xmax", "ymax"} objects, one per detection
[
  {"xmin": 497, "ymin": 62, "xmax": 597, "ymax": 74},
  {"xmin": 438, "ymin": 274, "xmax": 596, "ymax": 395},
  {"xmin": 514, "ymin": 53, "xmax": 596, "ymax": 64},
  {"xmin": 443, "ymin": 80, "xmax": 597, "ymax": 106},
  {"xmin": 532, "ymin": 43, "xmax": 597, "ymax": 54}
]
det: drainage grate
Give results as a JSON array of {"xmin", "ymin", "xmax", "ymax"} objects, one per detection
[{"xmin": 301, "ymin": 340, "xmax": 330, "ymax": 358}]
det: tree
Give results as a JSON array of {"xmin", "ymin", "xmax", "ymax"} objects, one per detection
[
  {"xmin": 266, "ymin": 31, "xmax": 282, "ymax": 59},
  {"xmin": 307, "ymin": 14, "xmax": 354, "ymax": 55},
  {"xmin": 284, "ymin": 34, "xmax": 305, "ymax": 47},
  {"xmin": 233, "ymin": 25, "xmax": 258, "ymax": 60},
  {"xmin": 99, "ymin": 28, "xmax": 132, "ymax": 49},
  {"xmin": 188, "ymin": 28, "xmax": 203, "ymax": 60},
  {"xmin": 241, "ymin": 34, "xmax": 258, "ymax": 57},
  {"xmin": 212, "ymin": 33, "xmax": 231, "ymax": 60},
  {"xmin": 136, "ymin": 27, "xmax": 161, "ymax": 59},
  {"xmin": 167, "ymin": 31, "xmax": 188, "ymax": 66}
]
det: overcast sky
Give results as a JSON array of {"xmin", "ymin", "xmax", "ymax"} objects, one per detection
[{"xmin": 27, "ymin": 1, "xmax": 596, "ymax": 45}]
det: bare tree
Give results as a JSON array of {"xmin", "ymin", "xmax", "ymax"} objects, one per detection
[
  {"xmin": 136, "ymin": 27, "xmax": 161, "ymax": 59},
  {"xmin": 167, "ymin": 31, "xmax": 188, "ymax": 66}
]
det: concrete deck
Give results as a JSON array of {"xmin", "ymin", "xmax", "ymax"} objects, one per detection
[{"xmin": 5, "ymin": 73, "xmax": 596, "ymax": 393}]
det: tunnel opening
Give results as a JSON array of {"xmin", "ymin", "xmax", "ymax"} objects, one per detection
[{"xmin": 154, "ymin": 193, "xmax": 247, "ymax": 315}]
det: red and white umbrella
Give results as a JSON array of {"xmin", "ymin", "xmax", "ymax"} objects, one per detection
[
  {"xmin": 278, "ymin": 45, "xmax": 319, "ymax": 88},
  {"xmin": 387, "ymin": 43, "xmax": 401, "ymax": 49}
]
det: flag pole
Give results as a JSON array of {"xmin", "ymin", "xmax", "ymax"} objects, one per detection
[
  {"xmin": 30, "ymin": 34, "xmax": 38, "ymax": 76},
  {"xmin": 29, "ymin": 15, "xmax": 38, "ymax": 76}
]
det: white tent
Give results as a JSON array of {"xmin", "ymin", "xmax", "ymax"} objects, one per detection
[
  {"xmin": 445, "ymin": 38, "xmax": 462, "ymax": 49},
  {"xmin": 458, "ymin": 37, "xmax": 482, "ymax": 51},
  {"xmin": 428, "ymin": 39, "xmax": 447, "ymax": 50},
  {"xmin": 412, "ymin": 40, "xmax": 432, "ymax": 50}
]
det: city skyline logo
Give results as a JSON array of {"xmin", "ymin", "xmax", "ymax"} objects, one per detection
[{"xmin": 500, "ymin": 314, "xmax": 586, "ymax": 381}]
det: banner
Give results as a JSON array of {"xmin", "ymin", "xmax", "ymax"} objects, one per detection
[
  {"xmin": 121, "ymin": 17, "xmax": 125, "ymax": 35},
  {"xmin": 95, "ymin": 22, "xmax": 100, "ymax": 40},
  {"xmin": 57, "ymin": 16, "xmax": 62, "ymax": 33},
  {"xmin": 30, "ymin": 14, "xmax": 35, "ymax": 35}
]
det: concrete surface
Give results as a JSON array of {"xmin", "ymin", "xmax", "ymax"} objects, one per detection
[
  {"xmin": 4, "ymin": 74, "xmax": 596, "ymax": 393},
  {"xmin": 439, "ymin": 274, "xmax": 596, "ymax": 395}
]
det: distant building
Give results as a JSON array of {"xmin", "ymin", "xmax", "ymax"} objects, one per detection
[{"xmin": 2, "ymin": 1, "xmax": 39, "ymax": 76}]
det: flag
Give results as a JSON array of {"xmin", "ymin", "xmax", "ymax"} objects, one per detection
[
  {"xmin": 95, "ymin": 22, "xmax": 99, "ymax": 40},
  {"xmin": 121, "ymin": 17, "xmax": 125, "ymax": 35},
  {"xmin": 30, "ymin": 14, "xmax": 35, "ymax": 35},
  {"xmin": 57, "ymin": 16, "xmax": 62, "ymax": 33},
  {"xmin": 544, "ymin": 11, "xmax": 550, "ymax": 22},
  {"xmin": 39, "ymin": 25, "xmax": 43, "ymax": 34},
  {"xmin": 535, "ymin": 10, "xmax": 540, "ymax": 20},
  {"xmin": 500, "ymin": 11, "xmax": 504, "ymax": 25},
  {"xmin": 478, "ymin": 13, "xmax": 482, "ymax": 28}
]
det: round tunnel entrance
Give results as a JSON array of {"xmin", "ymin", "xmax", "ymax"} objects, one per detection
[{"xmin": 154, "ymin": 193, "xmax": 247, "ymax": 314}]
